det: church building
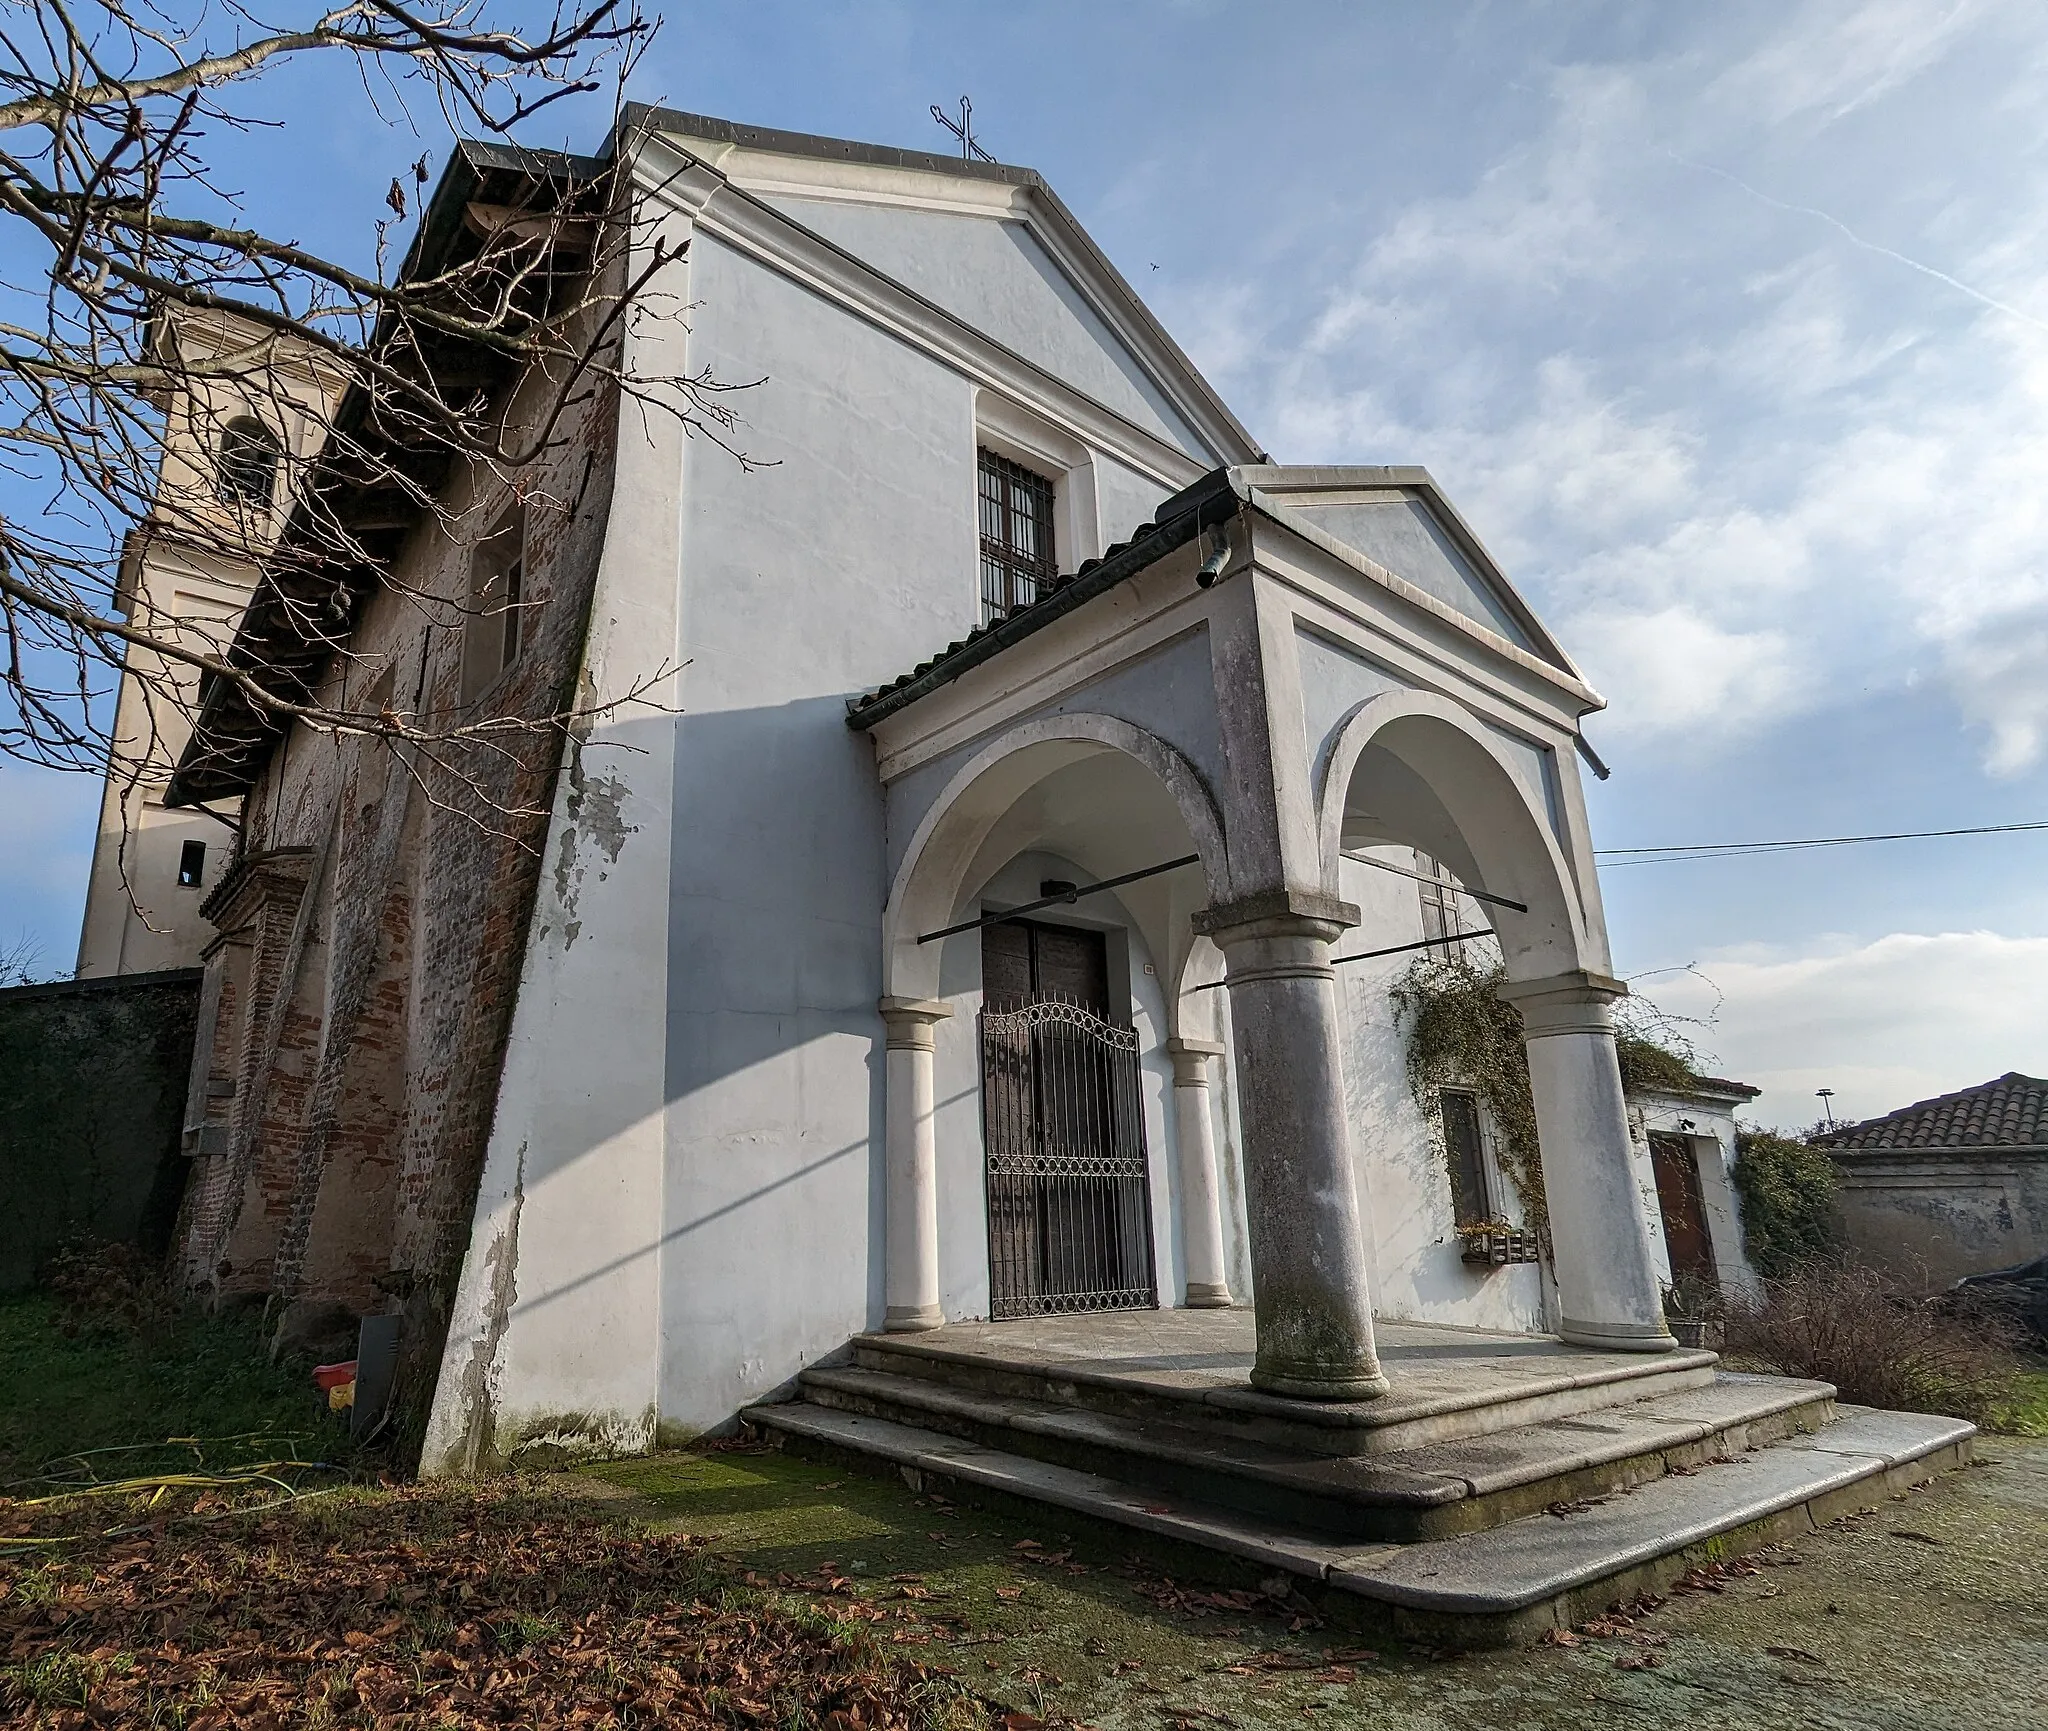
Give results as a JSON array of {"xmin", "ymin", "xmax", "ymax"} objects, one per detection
[{"xmin": 151, "ymin": 108, "xmax": 1757, "ymax": 1474}]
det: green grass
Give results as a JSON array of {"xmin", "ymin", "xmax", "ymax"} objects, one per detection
[
  {"xmin": 1992, "ymin": 1367, "xmax": 2048, "ymax": 1436},
  {"xmin": 588, "ymin": 1436, "xmax": 2048, "ymax": 1731},
  {"xmin": 0, "ymin": 1291, "xmax": 340, "ymax": 1484}
]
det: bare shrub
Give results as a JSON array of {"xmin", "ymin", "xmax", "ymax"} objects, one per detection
[
  {"xmin": 39, "ymin": 1240, "xmax": 179, "ymax": 1343},
  {"xmin": 1723, "ymin": 1256, "xmax": 2023, "ymax": 1425}
]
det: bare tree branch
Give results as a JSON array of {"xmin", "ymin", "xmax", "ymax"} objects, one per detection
[{"xmin": 0, "ymin": 3, "xmax": 752, "ymax": 923}]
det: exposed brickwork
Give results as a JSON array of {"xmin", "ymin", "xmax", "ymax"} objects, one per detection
[{"xmin": 170, "ymin": 366, "xmax": 620, "ymax": 1454}]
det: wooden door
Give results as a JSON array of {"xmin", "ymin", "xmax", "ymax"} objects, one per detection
[{"xmin": 1649, "ymin": 1132, "xmax": 1718, "ymax": 1293}]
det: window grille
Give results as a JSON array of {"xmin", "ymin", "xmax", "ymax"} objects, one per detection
[
  {"xmin": 1440, "ymin": 1087, "xmax": 1490, "ymax": 1227},
  {"xmin": 1415, "ymin": 850, "xmax": 1467, "ymax": 957},
  {"xmin": 978, "ymin": 447, "xmax": 1056, "ymax": 623},
  {"xmin": 981, "ymin": 998, "xmax": 1157, "ymax": 1317}
]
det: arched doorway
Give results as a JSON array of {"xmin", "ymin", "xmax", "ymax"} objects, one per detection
[
  {"xmin": 1316, "ymin": 692, "xmax": 1674, "ymax": 1354},
  {"xmin": 878, "ymin": 714, "xmax": 1233, "ymax": 1331}
]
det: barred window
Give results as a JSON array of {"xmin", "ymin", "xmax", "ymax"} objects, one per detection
[
  {"xmin": 979, "ymin": 448, "xmax": 1056, "ymax": 623},
  {"xmin": 1440, "ymin": 1088, "xmax": 1491, "ymax": 1227}
]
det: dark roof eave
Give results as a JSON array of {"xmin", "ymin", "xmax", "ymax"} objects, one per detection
[
  {"xmin": 846, "ymin": 469, "xmax": 1242, "ymax": 731},
  {"xmin": 162, "ymin": 140, "xmax": 608, "ymax": 808},
  {"xmin": 1825, "ymin": 1142, "xmax": 2048, "ymax": 1159},
  {"xmin": 1633, "ymin": 1076, "xmax": 1763, "ymax": 1105}
]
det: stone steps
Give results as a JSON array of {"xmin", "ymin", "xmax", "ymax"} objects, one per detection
[
  {"xmin": 798, "ymin": 1361, "xmax": 1837, "ymax": 1540},
  {"xmin": 742, "ymin": 1397, "xmax": 1975, "ymax": 1645},
  {"xmin": 850, "ymin": 1327, "xmax": 1723, "ymax": 1458}
]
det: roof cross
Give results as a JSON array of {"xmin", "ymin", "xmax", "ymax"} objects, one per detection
[{"xmin": 930, "ymin": 95, "xmax": 996, "ymax": 164}]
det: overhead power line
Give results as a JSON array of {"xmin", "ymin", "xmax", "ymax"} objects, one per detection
[{"xmin": 1595, "ymin": 818, "xmax": 2048, "ymax": 866}]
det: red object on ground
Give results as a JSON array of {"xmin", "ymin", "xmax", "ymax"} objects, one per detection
[{"xmin": 312, "ymin": 1360, "xmax": 358, "ymax": 1392}]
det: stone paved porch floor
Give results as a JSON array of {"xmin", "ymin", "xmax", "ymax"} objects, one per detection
[{"xmin": 867, "ymin": 1307, "xmax": 1722, "ymax": 1451}]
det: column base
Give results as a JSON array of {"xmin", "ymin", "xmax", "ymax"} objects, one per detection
[
  {"xmin": 1559, "ymin": 1316, "xmax": 1679, "ymax": 1353},
  {"xmin": 884, "ymin": 1304, "xmax": 945, "ymax": 1332},
  {"xmin": 1250, "ymin": 1363, "xmax": 1391, "ymax": 1401},
  {"xmin": 1182, "ymin": 1282, "xmax": 1233, "ymax": 1309}
]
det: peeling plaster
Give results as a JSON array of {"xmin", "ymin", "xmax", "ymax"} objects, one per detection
[
  {"xmin": 547, "ymin": 754, "xmax": 637, "ymax": 949},
  {"xmin": 444, "ymin": 1140, "xmax": 525, "ymax": 1477}
]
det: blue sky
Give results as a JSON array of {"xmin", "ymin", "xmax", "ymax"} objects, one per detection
[{"xmin": 6, "ymin": 1, "xmax": 2046, "ymax": 1127}]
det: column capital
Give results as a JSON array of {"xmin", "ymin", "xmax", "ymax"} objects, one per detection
[
  {"xmin": 1164, "ymin": 1036, "xmax": 1226, "ymax": 1087},
  {"xmin": 878, "ymin": 996, "xmax": 952, "ymax": 1050},
  {"xmin": 1497, "ymin": 970, "xmax": 1628, "ymax": 1039},
  {"xmin": 1191, "ymin": 888, "xmax": 1359, "ymax": 947}
]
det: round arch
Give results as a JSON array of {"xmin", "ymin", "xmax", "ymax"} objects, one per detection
[
  {"xmin": 882, "ymin": 712, "xmax": 1231, "ymax": 1004},
  {"xmin": 1314, "ymin": 691, "xmax": 1595, "ymax": 983}
]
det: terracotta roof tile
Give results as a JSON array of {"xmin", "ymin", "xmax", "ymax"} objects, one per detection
[{"xmin": 1812, "ymin": 1071, "xmax": 2048, "ymax": 1153}]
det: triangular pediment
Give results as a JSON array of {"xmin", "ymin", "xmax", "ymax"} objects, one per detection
[
  {"xmin": 1242, "ymin": 466, "xmax": 1572, "ymax": 670},
  {"xmin": 628, "ymin": 107, "xmax": 1263, "ymax": 469}
]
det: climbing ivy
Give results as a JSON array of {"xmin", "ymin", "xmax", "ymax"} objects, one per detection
[
  {"xmin": 1731, "ymin": 1130, "xmax": 1841, "ymax": 1276},
  {"xmin": 1614, "ymin": 1034, "xmax": 1705, "ymax": 1098},
  {"xmin": 1388, "ymin": 954, "xmax": 1547, "ymax": 1230},
  {"xmin": 1388, "ymin": 954, "xmax": 1714, "ymax": 1240}
]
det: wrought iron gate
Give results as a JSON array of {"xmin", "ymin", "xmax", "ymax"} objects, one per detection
[{"xmin": 980, "ymin": 998, "xmax": 1157, "ymax": 1319}]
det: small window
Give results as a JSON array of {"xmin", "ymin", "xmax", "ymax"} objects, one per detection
[
  {"xmin": 1440, "ymin": 1088, "xmax": 1490, "ymax": 1226},
  {"xmin": 462, "ymin": 509, "xmax": 527, "ymax": 702},
  {"xmin": 1415, "ymin": 850, "xmax": 1467, "ymax": 957},
  {"xmin": 216, "ymin": 416, "xmax": 281, "ymax": 510},
  {"xmin": 177, "ymin": 839, "xmax": 207, "ymax": 888},
  {"xmin": 979, "ymin": 448, "xmax": 1056, "ymax": 623}
]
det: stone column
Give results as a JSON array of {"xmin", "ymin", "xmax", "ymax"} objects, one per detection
[
  {"xmin": 1165, "ymin": 1036, "xmax": 1232, "ymax": 1308},
  {"xmin": 1499, "ymin": 972, "xmax": 1676, "ymax": 1353},
  {"xmin": 1193, "ymin": 892, "xmax": 1388, "ymax": 1399},
  {"xmin": 879, "ymin": 996, "xmax": 952, "ymax": 1332}
]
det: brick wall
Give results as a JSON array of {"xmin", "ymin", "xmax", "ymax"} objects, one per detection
[{"xmin": 172, "ymin": 363, "xmax": 620, "ymax": 1459}]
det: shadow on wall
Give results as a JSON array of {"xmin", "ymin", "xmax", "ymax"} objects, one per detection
[
  {"xmin": 434, "ymin": 692, "xmax": 1222, "ymax": 1454},
  {"xmin": 0, "ymin": 969, "xmax": 200, "ymax": 1288}
]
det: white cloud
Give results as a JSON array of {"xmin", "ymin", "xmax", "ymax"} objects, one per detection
[
  {"xmin": 1704, "ymin": 0, "xmax": 1976, "ymax": 130},
  {"xmin": 1177, "ymin": 1, "xmax": 2048, "ymax": 766},
  {"xmin": 1567, "ymin": 606, "xmax": 1802, "ymax": 740},
  {"xmin": 1639, "ymin": 929, "xmax": 2048, "ymax": 1129}
]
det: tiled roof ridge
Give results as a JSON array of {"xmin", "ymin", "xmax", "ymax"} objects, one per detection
[{"xmin": 1813, "ymin": 1070, "xmax": 2048, "ymax": 1153}]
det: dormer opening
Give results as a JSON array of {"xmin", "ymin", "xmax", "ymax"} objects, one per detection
[{"xmin": 215, "ymin": 415, "xmax": 281, "ymax": 510}]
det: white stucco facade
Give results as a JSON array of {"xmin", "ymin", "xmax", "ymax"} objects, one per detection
[{"xmin": 423, "ymin": 110, "xmax": 1709, "ymax": 1468}]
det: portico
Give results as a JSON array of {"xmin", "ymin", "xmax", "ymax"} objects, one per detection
[{"xmin": 849, "ymin": 463, "xmax": 1676, "ymax": 1400}]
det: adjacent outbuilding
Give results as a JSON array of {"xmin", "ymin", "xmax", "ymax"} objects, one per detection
[{"xmin": 1813, "ymin": 1072, "xmax": 2048, "ymax": 1286}]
